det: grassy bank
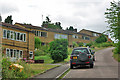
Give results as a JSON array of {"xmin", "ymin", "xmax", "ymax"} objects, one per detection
[
  {"xmin": 2, "ymin": 57, "xmax": 59, "ymax": 78},
  {"xmin": 29, "ymin": 64, "xmax": 59, "ymax": 77},
  {"xmin": 113, "ymin": 53, "xmax": 120, "ymax": 62}
]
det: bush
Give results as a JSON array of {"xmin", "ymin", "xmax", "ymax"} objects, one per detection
[
  {"xmin": 100, "ymin": 42, "xmax": 112, "ymax": 47},
  {"xmin": 78, "ymin": 42, "xmax": 83, "ymax": 47},
  {"xmin": 85, "ymin": 43, "xmax": 92, "ymax": 47},
  {"xmin": 34, "ymin": 45, "xmax": 49, "ymax": 56},
  {"xmin": 49, "ymin": 39, "xmax": 68, "ymax": 62},
  {"xmin": 95, "ymin": 34, "xmax": 107, "ymax": 43},
  {"xmin": 72, "ymin": 42, "xmax": 78, "ymax": 48},
  {"xmin": 35, "ymin": 37, "xmax": 41, "ymax": 49},
  {"xmin": 2, "ymin": 57, "xmax": 32, "ymax": 78}
]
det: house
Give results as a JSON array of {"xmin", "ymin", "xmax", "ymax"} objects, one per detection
[
  {"xmin": 15, "ymin": 23, "xmax": 95, "ymax": 47},
  {"xmin": 79, "ymin": 29, "xmax": 112, "ymax": 42},
  {"xmin": 1, "ymin": 23, "xmax": 35, "ymax": 60}
]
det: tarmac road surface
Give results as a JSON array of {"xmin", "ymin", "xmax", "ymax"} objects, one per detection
[{"xmin": 64, "ymin": 47, "xmax": 118, "ymax": 79}]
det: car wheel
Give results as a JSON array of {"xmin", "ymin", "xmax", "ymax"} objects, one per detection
[
  {"xmin": 70, "ymin": 64, "xmax": 73, "ymax": 69},
  {"xmin": 90, "ymin": 64, "xmax": 93, "ymax": 68}
]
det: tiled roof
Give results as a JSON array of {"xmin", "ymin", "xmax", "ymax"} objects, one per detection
[
  {"xmin": 80, "ymin": 29, "xmax": 102, "ymax": 34},
  {"xmin": 15, "ymin": 23, "xmax": 93, "ymax": 37},
  {"xmin": 2, "ymin": 22, "xmax": 33, "ymax": 32}
]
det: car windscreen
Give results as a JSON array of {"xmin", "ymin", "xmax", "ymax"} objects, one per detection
[{"xmin": 72, "ymin": 48, "xmax": 89, "ymax": 55}]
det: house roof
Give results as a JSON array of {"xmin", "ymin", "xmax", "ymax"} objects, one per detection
[
  {"xmin": 2, "ymin": 22, "xmax": 33, "ymax": 33},
  {"xmin": 15, "ymin": 23, "xmax": 93, "ymax": 37},
  {"xmin": 79, "ymin": 29, "xmax": 102, "ymax": 34}
]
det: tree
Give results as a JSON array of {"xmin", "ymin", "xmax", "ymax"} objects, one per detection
[
  {"xmin": 105, "ymin": 1, "xmax": 120, "ymax": 54},
  {"xmin": 49, "ymin": 39, "xmax": 68, "ymax": 62},
  {"xmin": 35, "ymin": 37, "xmax": 41, "ymax": 49},
  {"xmin": 4, "ymin": 15, "xmax": 13, "ymax": 24},
  {"xmin": 42, "ymin": 16, "xmax": 63, "ymax": 29},
  {"xmin": 95, "ymin": 34, "xmax": 107, "ymax": 43},
  {"xmin": 66, "ymin": 26, "xmax": 77, "ymax": 32}
]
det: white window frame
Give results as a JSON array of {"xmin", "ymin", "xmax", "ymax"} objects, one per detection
[
  {"xmin": 13, "ymin": 49, "xmax": 17, "ymax": 59},
  {"xmin": 23, "ymin": 33, "xmax": 26, "ymax": 42},
  {"xmin": 10, "ymin": 30, "xmax": 14, "ymax": 40},
  {"xmin": 7, "ymin": 30, "xmax": 11, "ymax": 39},
  {"xmin": 29, "ymin": 51, "xmax": 33, "ymax": 59}
]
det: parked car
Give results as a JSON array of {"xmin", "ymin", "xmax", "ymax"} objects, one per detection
[{"xmin": 70, "ymin": 47, "xmax": 94, "ymax": 69}]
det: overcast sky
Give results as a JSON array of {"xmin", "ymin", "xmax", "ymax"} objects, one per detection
[{"xmin": 0, "ymin": 0, "xmax": 117, "ymax": 34}]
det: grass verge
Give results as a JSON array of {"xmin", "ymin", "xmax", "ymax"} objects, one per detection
[
  {"xmin": 29, "ymin": 64, "xmax": 59, "ymax": 77},
  {"xmin": 34, "ymin": 55, "xmax": 53, "ymax": 64},
  {"xmin": 57, "ymin": 68, "xmax": 70, "ymax": 80},
  {"xmin": 113, "ymin": 53, "xmax": 120, "ymax": 62}
]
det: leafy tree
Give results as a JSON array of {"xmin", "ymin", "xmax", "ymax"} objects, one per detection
[
  {"xmin": 35, "ymin": 37, "xmax": 41, "ymax": 49},
  {"xmin": 66, "ymin": 26, "xmax": 77, "ymax": 32},
  {"xmin": 42, "ymin": 16, "xmax": 62, "ymax": 29},
  {"xmin": 49, "ymin": 39, "xmax": 68, "ymax": 62},
  {"xmin": 4, "ymin": 15, "xmax": 13, "ymax": 24},
  {"xmin": 72, "ymin": 42, "xmax": 78, "ymax": 48},
  {"xmin": 105, "ymin": 1, "xmax": 120, "ymax": 54},
  {"xmin": 95, "ymin": 34, "xmax": 107, "ymax": 43}
]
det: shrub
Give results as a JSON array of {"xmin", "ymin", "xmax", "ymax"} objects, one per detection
[
  {"xmin": 2, "ymin": 57, "xmax": 32, "ymax": 78},
  {"xmin": 34, "ymin": 45, "xmax": 49, "ymax": 56},
  {"xmin": 95, "ymin": 34, "xmax": 107, "ymax": 43},
  {"xmin": 85, "ymin": 43, "xmax": 92, "ymax": 47},
  {"xmin": 72, "ymin": 42, "xmax": 78, "ymax": 48},
  {"xmin": 78, "ymin": 42, "xmax": 83, "ymax": 47},
  {"xmin": 100, "ymin": 42, "xmax": 113, "ymax": 47},
  {"xmin": 49, "ymin": 39, "xmax": 68, "ymax": 62},
  {"xmin": 35, "ymin": 37, "xmax": 41, "ymax": 49}
]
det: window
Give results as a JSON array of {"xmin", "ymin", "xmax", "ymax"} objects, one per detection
[
  {"xmin": 72, "ymin": 35, "xmax": 78, "ymax": 39},
  {"xmin": 16, "ymin": 50, "xmax": 19, "ymax": 59},
  {"xmin": 10, "ymin": 49, "xmax": 13, "ymax": 57},
  {"xmin": 10, "ymin": 31, "xmax": 14, "ymax": 40},
  {"xmin": 13, "ymin": 49, "xmax": 17, "ymax": 58},
  {"xmin": 19, "ymin": 50, "xmax": 23, "ymax": 59},
  {"xmin": 82, "ymin": 36, "xmax": 90, "ymax": 40},
  {"xmin": 6, "ymin": 48, "xmax": 10, "ymax": 57},
  {"xmin": 17, "ymin": 32, "xmax": 20, "ymax": 40},
  {"xmin": 3, "ymin": 29, "xmax": 26, "ymax": 42},
  {"xmin": 38, "ymin": 31, "xmax": 41, "ymax": 36},
  {"xmin": 20, "ymin": 33, "xmax": 23, "ymax": 41},
  {"xmin": 29, "ymin": 51, "xmax": 33, "ymax": 59},
  {"xmin": 23, "ymin": 34, "xmax": 26, "ymax": 42},
  {"xmin": 7, "ymin": 30, "xmax": 10, "ymax": 39},
  {"xmin": 41, "ymin": 32, "xmax": 47, "ymax": 37},
  {"xmin": 14, "ymin": 32, "xmax": 17, "ymax": 40},
  {"xmin": 54, "ymin": 34, "xmax": 67, "ymax": 39},
  {"xmin": 3, "ymin": 29, "xmax": 7, "ymax": 38},
  {"xmin": 93, "ymin": 33, "xmax": 99, "ymax": 37}
]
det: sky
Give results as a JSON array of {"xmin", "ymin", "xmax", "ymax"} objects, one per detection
[{"xmin": 0, "ymin": 0, "xmax": 117, "ymax": 38}]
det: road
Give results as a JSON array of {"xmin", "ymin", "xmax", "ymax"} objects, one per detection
[{"xmin": 63, "ymin": 47, "xmax": 118, "ymax": 79}]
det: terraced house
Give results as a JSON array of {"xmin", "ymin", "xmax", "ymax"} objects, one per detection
[
  {"xmin": 15, "ymin": 23, "xmax": 108, "ymax": 47},
  {"xmin": 1, "ymin": 23, "xmax": 35, "ymax": 60}
]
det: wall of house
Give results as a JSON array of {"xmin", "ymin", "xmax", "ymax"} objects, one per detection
[{"xmin": 2, "ymin": 26, "xmax": 34, "ymax": 60}]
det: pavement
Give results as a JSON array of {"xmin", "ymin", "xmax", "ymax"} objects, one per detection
[
  {"xmin": 30, "ymin": 63, "xmax": 69, "ymax": 79},
  {"xmin": 63, "ymin": 47, "xmax": 118, "ymax": 79}
]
